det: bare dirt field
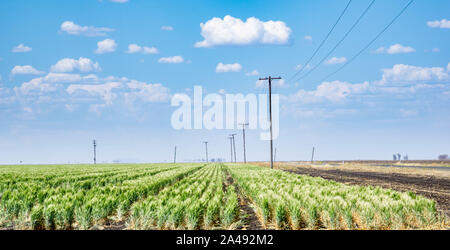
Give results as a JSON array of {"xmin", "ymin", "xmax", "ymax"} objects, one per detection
[{"xmin": 255, "ymin": 161, "xmax": 450, "ymax": 218}]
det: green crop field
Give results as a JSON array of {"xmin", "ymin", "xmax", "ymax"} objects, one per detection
[{"xmin": 0, "ymin": 163, "xmax": 447, "ymax": 230}]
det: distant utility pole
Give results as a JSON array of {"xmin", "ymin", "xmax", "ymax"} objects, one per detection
[
  {"xmin": 274, "ymin": 148, "xmax": 277, "ymax": 163},
  {"xmin": 174, "ymin": 146, "xmax": 177, "ymax": 163},
  {"xmin": 240, "ymin": 123, "xmax": 249, "ymax": 164},
  {"xmin": 204, "ymin": 142, "xmax": 209, "ymax": 163},
  {"xmin": 230, "ymin": 134, "xmax": 237, "ymax": 163},
  {"xmin": 259, "ymin": 76, "xmax": 282, "ymax": 169},
  {"xmin": 228, "ymin": 136, "xmax": 234, "ymax": 163},
  {"xmin": 311, "ymin": 147, "xmax": 315, "ymax": 163},
  {"xmin": 93, "ymin": 140, "xmax": 97, "ymax": 165}
]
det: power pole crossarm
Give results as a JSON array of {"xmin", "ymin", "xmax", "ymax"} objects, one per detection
[{"xmin": 259, "ymin": 76, "xmax": 282, "ymax": 169}]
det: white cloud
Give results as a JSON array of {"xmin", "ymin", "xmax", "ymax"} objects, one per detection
[
  {"xmin": 245, "ymin": 70, "xmax": 260, "ymax": 76},
  {"xmin": 161, "ymin": 26, "xmax": 174, "ymax": 31},
  {"xmin": 11, "ymin": 65, "xmax": 45, "ymax": 75},
  {"xmin": 158, "ymin": 56, "xmax": 184, "ymax": 64},
  {"xmin": 12, "ymin": 44, "xmax": 32, "ymax": 53},
  {"xmin": 427, "ymin": 19, "xmax": 450, "ymax": 29},
  {"xmin": 67, "ymin": 82, "xmax": 122, "ymax": 105},
  {"xmin": 126, "ymin": 44, "xmax": 158, "ymax": 54},
  {"xmin": 95, "ymin": 39, "xmax": 117, "ymax": 54},
  {"xmin": 216, "ymin": 63, "xmax": 242, "ymax": 73},
  {"xmin": 290, "ymin": 81, "xmax": 370, "ymax": 103},
  {"xmin": 125, "ymin": 81, "xmax": 171, "ymax": 103},
  {"xmin": 60, "ymin": 21, "xmax": 114, "ymax": 37},
  {"xmin": 195, "ymin": 15, "xmax": 292, "ymax": 48},
  {"xmin": 304, "ymin": 35, "xmax": 312, "ymax": 41},
  {"xmin": 325, "ymin": 57, "xmax": 347, "ymax": 65},
  {"xmin": 381, "ymin": 64, "xmax": 449, "ymax": 83},
  {"xmin": 50, "ymin": 57, "xmax": 101, "ymax": 73},
  {"xmin": 375, "ymin": 44, "xmax": 415, "ymax": 54}
]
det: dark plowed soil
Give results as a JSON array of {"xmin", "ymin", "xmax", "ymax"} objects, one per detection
[
  {"xmin": 224, "ymin": 173, "xmax": 264, "ymax": 230},
  {"xmin": 282, "ymin": 167, "xmax": 450, "ymax": 218},
  {"xmin": 236, "ymin": 196, "xmax": 265, "ymax": 230}
]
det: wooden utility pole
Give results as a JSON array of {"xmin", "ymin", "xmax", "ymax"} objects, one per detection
[
  {"xmin": 259, "ymin": 76, "xmax": 282, "ymax": 169},
  {"xmin": 204, "ymin": 142, "xmax": 209, "ymax": 163},
  {"xmin": 228, "ymin": 136, "xmax": 234, "ymax": 163},
  {"xmin": 240, "ymin": 123, "xmax": 249, "ymax": 164},
  {"xmin": 174, "ymin": 146, "xmax": 177, "ymax": 163},
  {"xmin": 230, "ymin": 134, "xmax": 237, "ymax": 163},
  {"xmin": 93, "ymin": 140, "xmax": 97, "ymax": 165}
]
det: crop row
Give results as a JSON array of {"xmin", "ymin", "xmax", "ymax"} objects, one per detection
[
  {"xmin": 0, "ymin": 164, "xmax": 203, "ymax": 229},
  {"xmin": 227, "ymin": 165, "xmax": 444, "ymax": 230},
  {"xmin": 129, "ymin": 164, "xmax": 239, "ymax": 229}
]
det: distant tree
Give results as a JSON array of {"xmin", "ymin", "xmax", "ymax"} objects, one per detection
[
  {"xmin": 403, "ymin": 155, "xmax": 408, "ymax": 161},
  {"xmin": 393, "ymin": 154, "xmax": 397, "ymax": 161},
  {"xmin": 438, "ymin": 154, "xmax": 449, "ymax": 160}
]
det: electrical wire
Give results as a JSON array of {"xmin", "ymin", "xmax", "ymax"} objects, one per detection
[
  {"xmin": 287, "ymin": 0, "xmax": 353, "ymax": 83},
  {"xmin": 295, "ymin": 0, "xmax": 376, "ymax": 83},
  {"xmin": 311, "ymin": 0, "xmax": 415, "ymax": 85}
]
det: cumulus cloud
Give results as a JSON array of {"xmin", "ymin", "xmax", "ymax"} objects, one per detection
[
  {"xmin": 380, "ymin": 64, "xmax": 449, "ymax": 84},
  {"xmin": 290, "ymin": 81, "xmax": 370, "ymax": 103},
  {"xmin": 50, "ymin": 57, "xmax": 101, "ymax": 73},
  {"xmin": 67, "ymin": 82, "xmax": 122, "ymax": 105},
  {"xmin": 11, "ymin": 66, "xmax": 45, "ymax": 76},
  {"xmin": 126, "ymin": 44, "xmax": 158, "ymax": 54},
  {"xmin": 161, "ymin": 26, "xmax": 174, "ymax": 31},
  {"xmin": 195, "ymin": 15, "xmax": 292, "ymax": 48},
  {"xmin": 14, "ymin": 73, "xmax": 100, "ymax": 94},
  {"xmin": 12, "ymin": 44, "xmax": 32, "ymax": 53},
  {"xmin": 158, "ymin": 56, "xmax": 184, "ymax": 64},
  {"xmin": 375, "ymin": 44, "xmax": 415, "ymax": 54},
  {"xmin": 427, "ymin": 19, "xmax": 450, "ymax": 29},
  {"xmin": 216, "ymin": 63, "xmax": 242, "ymax": 73},
  {"xmin": 325, "ymin": 57, "xmax": 347, "ymax": 65},
  {"xmin": 125, "ymin": 81, "xmax": 171, "ymax": 103},
  {"xmin": 60, "ymin": 21, "xmax": 114, "ymax": 37},
  {"xmin": 95, "ymin": 39, "xmax": 117, "ymax": 54}
]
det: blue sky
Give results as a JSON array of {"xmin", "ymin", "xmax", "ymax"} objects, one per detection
[{"xmin": 0, "ymin": 0, "xmax": 449, "ymax": 164}]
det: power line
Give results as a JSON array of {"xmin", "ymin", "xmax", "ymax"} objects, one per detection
[
  {"xmin": 295, "ymin": 0, "xmax": 376, "ymax": 82},
  {"xmin": 312, "ymin": 0, "xmax": 414, "ymax": 85},
  {"xmin": 288, "ymin": 0, "xmax": 353, "ymax": 83}
]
